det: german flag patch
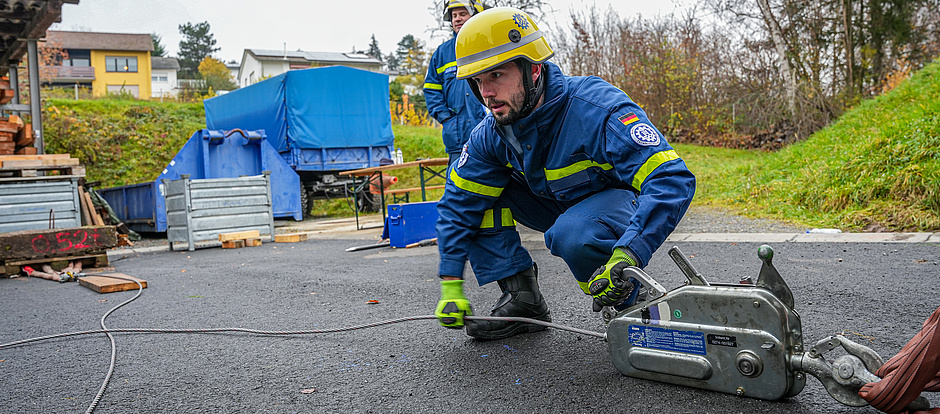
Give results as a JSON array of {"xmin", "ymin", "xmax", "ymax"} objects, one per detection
[{"xmin": 618, "ymin": 112, "xmax": 639, "ymax": 126}]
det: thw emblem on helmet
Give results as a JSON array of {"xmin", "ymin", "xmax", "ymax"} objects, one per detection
[{"xmin": 513, "ymin": 13, "xmax": 529, "ymax": 29}]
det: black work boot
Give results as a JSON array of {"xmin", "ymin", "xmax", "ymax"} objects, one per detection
[{"xmin": 466, "ymin": 264, "xmax": 551, "ymax": 340}]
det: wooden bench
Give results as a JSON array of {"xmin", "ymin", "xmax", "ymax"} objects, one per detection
[{"xmin": 384, "ymin": 185, "xmax": 445, "ymax": 203}]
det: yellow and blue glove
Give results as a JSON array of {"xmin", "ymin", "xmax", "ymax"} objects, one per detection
[
  {"xmin": 586, "ymin": 248, "xmax": 639, "ymax": 312},
  {"xmin": 435, "ymin": 279, "xmax": 473, "ymax": 328}
]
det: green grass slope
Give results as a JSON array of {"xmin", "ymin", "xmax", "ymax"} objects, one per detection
[
  {"xmin": 43, "ymin": 98, "xmax": 205, "ymax": 187},
  {"xmin": 710, "ymin": 59, "xmax": 940, "ymax": 231}
]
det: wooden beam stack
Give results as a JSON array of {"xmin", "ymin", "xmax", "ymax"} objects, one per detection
[
  {"xmin": 219, "ymin": 230, "xmax": 263, "ymax": 249},
  {"xmin": 0, "ymin": 114, "xmax": 34, "ymax": 155}
]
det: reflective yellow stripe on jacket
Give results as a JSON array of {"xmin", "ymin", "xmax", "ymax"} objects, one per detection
[
  {"xmin": 544, "ymin": 160, "xmax": 613, "ymax": 181},
  {"xmin": 451, "ymin": 167, "xmax": 504, "ymax": 197},
  {"xmin": 436, "ymin": 61, "xmax": 457, "ymax": 74},
  {"xmin": 632, "ymin": 150, "xmax": 680, "ymax": 191}
]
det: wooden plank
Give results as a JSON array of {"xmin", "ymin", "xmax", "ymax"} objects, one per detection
[
  {"xmin": 42, "ymin": 157, "xmax": 79, "ymax": 167},
  {"xmin": 0, "ymin": 159, "xmax": 42, "ymax": 168},
  {"xmin": 218, "ymin": 230, "xmax": 260, "ymax": 241},
  {"xmin": 0, "ymin": 121, "xmax": 19, "ymax": 133},
  {"xmin": 80, "ymin": 187, "xmax": 105, "ymax": 226},
  {"xmin": 275, "ymin": 233, "xmax": 308, "ymax": 243},
  {"xmin": 245, "ymin": 237, "xmax": 262, "ymax": 247},
  {"xmin": 0, "ymin": 226, "xmax": 118, "ymax": 261},
  {"xmin": 14, "ymin": 146, "xmax": 37, "ymax": 155},
  {"xmin": 0, "ymin": 154, "xmax": 70, "ymax": 161},
  {"xmin": 79, "ymin": 273, "xmax": 147, "ymax": 294},
  {"xmin": 78, "ymin": 186, "xmax": 93, "ymax": 226},
  {"xmin": 222, "ymin": 239, "xmax": 245, "ymax": 249}
]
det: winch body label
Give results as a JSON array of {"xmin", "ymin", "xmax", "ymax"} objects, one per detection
[{"xmin": 628, "ymin": 325, "xmax": 706, "ymax": 355}]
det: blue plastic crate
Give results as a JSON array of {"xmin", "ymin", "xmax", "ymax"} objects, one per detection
[{"xmin": 387, "ymin": 201, "xmax": 439, "ymax": 248}]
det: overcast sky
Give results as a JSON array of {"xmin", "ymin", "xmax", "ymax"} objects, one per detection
[{"xmin": 51, "ymin": 0, "xmax": 686, "ymax": 64}]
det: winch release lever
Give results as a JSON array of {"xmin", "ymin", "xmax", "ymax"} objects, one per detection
[
  {"xmin": 796, "ymin": 335, "xmax": 931, "ymax": 411},
  {"xmin": 755, "ymin": 245, "xmax": 796, "ymax": 310},
  {"xmin": 668, "ymin": 246, "xmax": 709, "ymax": 286}
]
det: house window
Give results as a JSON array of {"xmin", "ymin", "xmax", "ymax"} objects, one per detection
[
  {"xmin": 152, "ymin": 75, "xmax": 168, "ymax": 82},
  {"xmin": 106, "ymin": 56, "xmax": 137, "ymax": 73},
  {"xmin": 63, "ymin": 49, "xmax": 90, "ymax": 67}
]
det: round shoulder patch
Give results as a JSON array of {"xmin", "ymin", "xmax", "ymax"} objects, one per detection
[
  {"xmin": 457, "ymin": 143, "xmax": 470, "ymax": 168},
  {"xmin": 630, "ymin": 123, "xmax": 660, "ymax": 146}
]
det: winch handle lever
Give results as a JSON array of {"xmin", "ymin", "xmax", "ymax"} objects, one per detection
[
  {"xmin": 668, "ymin": 246, "xmax": 710, "ymax": 286},
  {"xmin": 621, "ymin": 266, "xmax": 668, "ymax": 299}
]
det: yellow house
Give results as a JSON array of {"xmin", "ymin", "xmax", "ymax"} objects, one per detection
[{"xmin": 45, "ymin": 30, "xmax": 152, "ymax": 99}]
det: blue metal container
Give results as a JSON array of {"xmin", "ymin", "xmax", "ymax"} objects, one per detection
[
  {"xmin": 386, "ymin": 201, "xmax": 439, "ymax": 248},
  {"xmin": 100, "ymin": 129, "xmax": 301, "ymax": 233}
]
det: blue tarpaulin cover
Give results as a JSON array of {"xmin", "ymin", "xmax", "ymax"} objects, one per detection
[{"xmin": 204, "ymin": 66, "xmax": 394, "ymax": 153}]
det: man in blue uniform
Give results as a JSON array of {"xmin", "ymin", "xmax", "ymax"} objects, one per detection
[
  {"xmin": 423, "ymin": 0, "xmax": 488, "ymax": 165},
  {"xmin": 434, "ymin": 7, "xmax": 697, "ymax": 340}
]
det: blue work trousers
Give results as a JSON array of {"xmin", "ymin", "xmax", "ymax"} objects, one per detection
[{"xmin": 467, "ymin": 173, "xmax": 638, "ymax": 286}]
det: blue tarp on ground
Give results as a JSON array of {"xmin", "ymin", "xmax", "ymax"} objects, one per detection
[{"xmin": 204, "ymin": 66, "xmax": 394, "ymax": 153}]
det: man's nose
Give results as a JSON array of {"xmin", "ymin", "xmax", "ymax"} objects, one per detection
[{"xmin": 478, "ymin": 81, "xmax": 496, "ymax": 98}]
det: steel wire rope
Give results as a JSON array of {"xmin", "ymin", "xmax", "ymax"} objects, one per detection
[{"xmin": 0, "ymin": 276, "xmax": 606, "ymax": 413}]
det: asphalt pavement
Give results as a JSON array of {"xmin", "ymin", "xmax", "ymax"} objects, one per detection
[{"xmin": 1, "ymin": 215, "xmax": 938, "ymax": 413}]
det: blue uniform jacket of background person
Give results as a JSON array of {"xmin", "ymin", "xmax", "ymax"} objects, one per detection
[
  {"xmin": 423, "ymin": 35, "xmax": 487, "ymax": 155},
  {"xmin": 436, "ymin": 61, "xmax": 696, "ymax": 278}
]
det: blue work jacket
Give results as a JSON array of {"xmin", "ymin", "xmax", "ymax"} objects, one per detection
[
  {"xmin": 436, "ymin": 61, "xmax": 696, "ymax": 277},
  {"xmin": 423, "ymin": 35, "xmax": 487, "ymax": 155}
]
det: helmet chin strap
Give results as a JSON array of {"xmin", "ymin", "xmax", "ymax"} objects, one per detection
[{"xmin": 515, "ymin": 60, "xmax": 545, "ymax": 118}]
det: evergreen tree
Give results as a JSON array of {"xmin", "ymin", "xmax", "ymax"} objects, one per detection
[
  {"xmin": 151, "ymin": 33, "xmax": 166, "ymax": 57},
  {"xmin": 178, "ymin": 21, "xmax": 220, "ymax": 79},
  {"xmin": 366, "ymin": 34, "xmax": 383, "ymax": 63},
  {"xmin": 385, "ymin": 52, "xmax": 400, "ymax": 73},
  {"xmin": 394, "ymin": 34, "xmax": 426, "ymax": 75}
]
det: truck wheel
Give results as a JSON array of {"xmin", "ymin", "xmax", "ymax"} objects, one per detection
[
  {"xmin": 300, "ymin": 186, "xmax": 313, "ymax": 218},
  {"xmin": 356, "ymin": 190, "xmax": 379, "ymax": 213}
]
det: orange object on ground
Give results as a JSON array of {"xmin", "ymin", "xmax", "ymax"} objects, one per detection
[{"xmin": 858, "ymin": 305, "xmax": 940, "ymax": 414}]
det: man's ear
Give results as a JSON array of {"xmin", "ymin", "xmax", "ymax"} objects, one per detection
[{"xmin": 531, "ymin": 63, "xmax": 542, "ymax": 82}]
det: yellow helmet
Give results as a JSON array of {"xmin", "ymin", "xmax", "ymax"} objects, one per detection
[
  {"xmin": 443, "ymin": 0, "xmax": 485, "ymax": 22},
  {"xmin": 455, "ymin": 7, "xmax": 554, "ymax": 80}
]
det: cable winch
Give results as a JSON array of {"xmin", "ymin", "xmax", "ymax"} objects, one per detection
[{"xmin": 602, "ymin": 245, "xmax": 930, "ymax": 411}]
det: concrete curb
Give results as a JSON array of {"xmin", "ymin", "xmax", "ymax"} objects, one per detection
[{"xmin": 107, "ymin": 228, "xmax": 939, "ymax": 260}]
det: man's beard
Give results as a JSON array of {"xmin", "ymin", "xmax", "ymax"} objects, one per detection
[{"xmin": 491, "ymin": 89, "xmax": 527, "ymax": 126}]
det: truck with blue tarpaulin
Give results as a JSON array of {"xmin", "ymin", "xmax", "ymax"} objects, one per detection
[{"xmin": 204, "ymin": 65, "xmax": 395, "ymax": 214}]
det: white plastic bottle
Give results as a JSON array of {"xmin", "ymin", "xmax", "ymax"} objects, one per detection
[
  {"xmin": 807, "ymin": 228, "xmax": 842, "ymax": 233},
  {"xmin": 396, "ymin": 148, "xmax": 403, "ymax": 164}
]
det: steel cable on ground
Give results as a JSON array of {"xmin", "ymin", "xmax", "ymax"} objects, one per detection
[
  {"xmin": 0, "ymin": 316, "xmax": 606, "ymax": 350},
  {"xmin": 0, "ymin": 277, "xmax": 605, "ymax": 413}
]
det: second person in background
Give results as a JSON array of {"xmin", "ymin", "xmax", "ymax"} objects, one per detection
[{"xmin": 423, "ymin": 0, "xmax": 488, "ymax": 165}]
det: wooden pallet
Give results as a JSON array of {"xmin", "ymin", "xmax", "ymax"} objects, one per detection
[{"xmin": 3, "ymin": 252, "xmax": 109, "ymax": 277}]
